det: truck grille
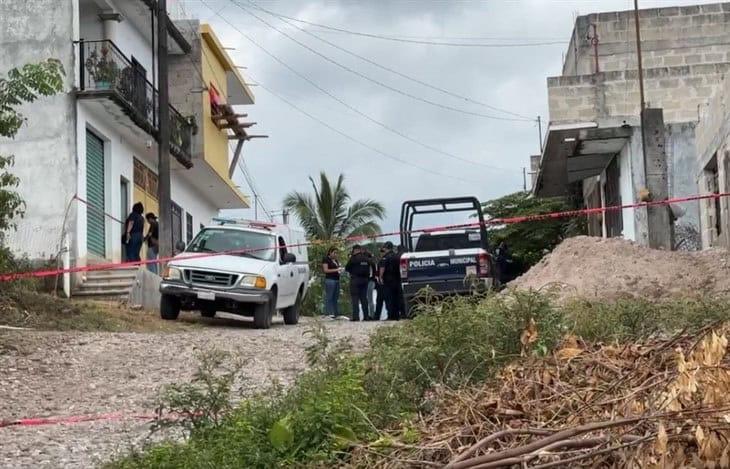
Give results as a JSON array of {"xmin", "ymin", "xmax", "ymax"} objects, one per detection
[{"xmin": 186, "ymin": 270, "xmax": 238, "ymax": 287}]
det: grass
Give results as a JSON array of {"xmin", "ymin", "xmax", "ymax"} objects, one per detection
[
  {"xmin": 0, "ymin": 283, "xmax": 194, "ymax": 332},
  {"xmin": 106, "ymin": 291, "xmax": 730, "ymax": 469}
]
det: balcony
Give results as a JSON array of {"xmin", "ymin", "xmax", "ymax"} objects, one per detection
[{"xmin": 76, "ymin": 40, "xmax": 193, "ymax": 168}]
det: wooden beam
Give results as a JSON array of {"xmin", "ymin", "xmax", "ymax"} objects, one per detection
[
  {"xmin": 211, "ymin": 113, "xmax": 248, "ymax": 120},
  {"xmin": 228, "ymin": 139, "xmax": 244, "ymax": 179},
  {"xmin": 246, "ymin": 135, "xmax": 269, "ymax": 140},
  {"xmin": 219, "ymin": 121, "xmax": 257, "ymax": 130}
]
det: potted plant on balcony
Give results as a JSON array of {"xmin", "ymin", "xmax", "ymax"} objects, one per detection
[{"xmin": 85, "ymin": 46, "xmax": 119, "ymax": 90}]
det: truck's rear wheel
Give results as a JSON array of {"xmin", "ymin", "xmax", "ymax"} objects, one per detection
[
  {"xmin": 283, "ymin": 291, "xmax": 301, "ymax": 325},
  {"xmin": 160, "ymin": 294, "xmax": 181, "ymax": 320},
  {"xmin": 253, "ymin": 297, "xmax": 273, "ymax": 329}
]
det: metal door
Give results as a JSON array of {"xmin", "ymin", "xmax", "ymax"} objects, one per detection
[{"xmin": 86, "ymin": 130, "xmax": 106, "ymax": 257}]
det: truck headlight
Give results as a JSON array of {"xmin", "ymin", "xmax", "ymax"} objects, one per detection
[
  {"xmin": 240, "ymin": 275, "xmax": 266, "ymax": 289},
  {"xmin": 163, "ymin": 267, "xmax": 183, "ymax": 280}
]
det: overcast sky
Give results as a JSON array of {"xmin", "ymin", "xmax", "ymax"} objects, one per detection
[{"xmin": 181, "ymin": 0, "xmax": 718, "ymax": 237}]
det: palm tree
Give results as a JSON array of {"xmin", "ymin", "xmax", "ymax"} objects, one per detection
[{"xmin": 283, "ymin": 172, "xmax": 385, "ymax": 240}]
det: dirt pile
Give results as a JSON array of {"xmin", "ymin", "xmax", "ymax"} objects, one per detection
[
  {"xmin": 509, "ymin": 236, "xmax": 730, "ymax": 301},
  {"xmin": 351, "ymin": 324, "xmax": 730, "ymax": 468}
]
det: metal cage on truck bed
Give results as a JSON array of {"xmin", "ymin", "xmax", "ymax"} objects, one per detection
[{"xmin": 399, "ymin": 197, "xmax": 489, "ymax": 251}]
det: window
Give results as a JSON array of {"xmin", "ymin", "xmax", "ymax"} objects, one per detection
[
  {"xmin": 186, "ymin": 212, "xmax": 193, "ymax": 244},
  {"xmin": 187, "ymin": 228, "xmax": 276, "ymax": 261}
]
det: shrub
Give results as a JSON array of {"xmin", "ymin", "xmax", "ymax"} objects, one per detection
[{"xmin": 363, "ymin": 291, "xmax": 565, "ymax": 420}]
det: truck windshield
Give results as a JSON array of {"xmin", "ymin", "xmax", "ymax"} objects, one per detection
[
  {"xmin": 186, "ymin": 228, "xmax": 276, "ymax": 261},
  {"xmin": 415, "ymin": 231, "xmax": 482, "ymax": 251}
]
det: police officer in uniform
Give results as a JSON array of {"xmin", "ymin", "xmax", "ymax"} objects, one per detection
[
  {"xmin": 345, "ymin": 245, "xmax": 374, "ymax": 321},
  {"xmin": 379, "ymin": 242, "xmax": 402, "ymax": 321}
]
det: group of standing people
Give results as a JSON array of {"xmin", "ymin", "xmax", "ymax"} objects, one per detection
[
  {"xmin": 321, "ymin": 242, "xmax": 404, "ymax": 322},
  {"xmin": 123, "ymin": 202, "xmax": 159, "ymax": 274}
]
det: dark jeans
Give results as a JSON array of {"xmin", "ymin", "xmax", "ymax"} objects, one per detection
[
  {"xmin": 374, "ymin": 282, "xmax": 384, "ymax": 319},
  {"xmin": 324, "ymin": 278, "xmax": 340, "ymax": 316},
  {"xmin": 383, "ymin": 282, "xmax": 402, "ymax": 321},
  {"xmin": 350, "ymin": 277, "xmax": 369, "ymax": 321},
  {"xmin": 126, "ymin": 233, "xmax": 143, "ymax": 262}
]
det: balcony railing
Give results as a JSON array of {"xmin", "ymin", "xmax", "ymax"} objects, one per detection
[{"xmin": 77, "ymin": 39, "xmax": 193, "ymax": 167}]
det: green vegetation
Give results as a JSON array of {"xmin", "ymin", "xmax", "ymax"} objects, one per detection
[
  {"xmin": 107, "ymin": 292, "xmax": 730, "ymax": 468},
  {"xmin": 283, "ymin": 172, "xmax": 385, "ymax": 240},
  {"xmin": 482, "ymin": 191, "xmax": 586, "ymax": 268}
]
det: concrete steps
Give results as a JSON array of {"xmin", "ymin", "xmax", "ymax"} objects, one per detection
[{"xmin": 73, "ymin": 267, "xmax": 140, "ymax": 300}]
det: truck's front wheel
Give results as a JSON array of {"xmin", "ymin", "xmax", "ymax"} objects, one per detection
[
  {"xmin": 253, "ymin": 297, "xmax": 273, "ymax": 329},
  {"xmin": 160, "ymin": 294, "xmax": 181, "ymax": 320},
  {"xmin": 283, "ymin": 291, "xmax": 301, "ymax": 325}
]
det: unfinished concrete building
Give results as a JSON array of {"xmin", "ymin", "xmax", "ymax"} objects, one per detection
[{"xmin": 532, "ymin": 2, "xmax": 730, "ymax": 250}]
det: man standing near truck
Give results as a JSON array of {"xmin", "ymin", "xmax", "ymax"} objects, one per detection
[
  {"xmin": 379, "ymin": 241, "xmax": 402, "ymax": 321},
  {"xmin": 346, "ymin": 245, "xmax": 373, "ymax": 321}
]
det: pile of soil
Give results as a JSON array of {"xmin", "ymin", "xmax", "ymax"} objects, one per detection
[{"xmin": 509, "ymin": 236, "xmax": 730, "ymax": 302}]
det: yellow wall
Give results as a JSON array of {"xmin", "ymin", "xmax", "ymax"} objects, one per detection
[{"xmin": 201, "ymin": 34, "xmax": 232, "ymax": 183}]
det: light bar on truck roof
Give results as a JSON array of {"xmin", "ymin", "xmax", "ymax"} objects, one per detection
[{"xmin": 211, "ymin": 217, "xmax": 277, "ymax": 230}]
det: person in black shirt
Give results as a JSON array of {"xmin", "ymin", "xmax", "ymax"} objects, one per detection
[
  {"xmin": 346, "ymin": 245, "xmax": 374, "ymax": 321},
  {"xmin": 321, "ymin": 247, "xmax": 342, "ymax": 318},
  {"xmin": 144, "ymin": 213, "xmax": 160, "ymax": 274},
  {"xmin": 124, "ymin": 202, "xmax": 145, "ymax": 262},
  {"xmin": 379, "ymin": 241, "xmax": 402, "ymax": 321}
]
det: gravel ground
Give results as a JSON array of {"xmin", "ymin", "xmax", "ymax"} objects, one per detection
[{"xmin": 0, "ymin": 314, "xmax": 384, "ymax": 468}]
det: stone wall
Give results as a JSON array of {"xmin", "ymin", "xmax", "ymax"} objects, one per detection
[{"xmin": 563, "ymin": 3, "xmax": 730, "ymax": 76}]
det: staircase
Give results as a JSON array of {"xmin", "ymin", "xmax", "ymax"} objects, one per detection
[{"xmin": 73, "ymin": 267, "xmax": 139, "ymax": 301}]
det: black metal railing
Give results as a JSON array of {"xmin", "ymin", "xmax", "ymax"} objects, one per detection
[
  {"xmin": 170, "ymin": 106, "xmax": 193, "ymax": 166},
  {"xmin": 77, "ymin": 39, "xmax": 193, "ymax": 166}
]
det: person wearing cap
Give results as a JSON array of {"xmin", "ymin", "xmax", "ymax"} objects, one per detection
[
  {"xmin": 345, "ymin": 244, "xmax": 374, "ymax": 321},
  {"xmin": 379, "ymin": 241, "xmax": 402, "ymax": 321},
  {"xmin": 144, "ymin": 212, "xmax": 160, "ymax": 274}
]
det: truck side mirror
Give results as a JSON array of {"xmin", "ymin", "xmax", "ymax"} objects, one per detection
[
  {"xmin": 175, "ymin": 241, "xmax": 186, "ymax": 253},
  {"xmin": 283, "ymin": 253, "xmax": 297, "ymax": 264}
]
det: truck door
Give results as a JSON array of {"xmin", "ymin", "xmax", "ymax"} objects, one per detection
[{"xmin": 277, "ymin": 236, "xmax": 296, "ymax": 304}]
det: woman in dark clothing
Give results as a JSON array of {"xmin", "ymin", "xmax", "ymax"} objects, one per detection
[{"xmin": 124, "ymin": 202, "xmax": 145, "ymax": 262}]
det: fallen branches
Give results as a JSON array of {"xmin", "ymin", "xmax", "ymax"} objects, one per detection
[{"xmin": 348, "ymin": 324, "xmax": 730, "ymax": 468}]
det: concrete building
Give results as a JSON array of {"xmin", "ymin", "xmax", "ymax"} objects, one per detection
[
  {"xmin": 532, "ymin": 2, "xmax": 730, "ymax": 249},
  {"xmin": 0, "ymin": 0, "xmax": 255, "ymax": 296}
]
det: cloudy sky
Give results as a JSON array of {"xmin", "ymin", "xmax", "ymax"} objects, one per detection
[{"xmin": 180, "ymin": 0, "xmax": 716, "ymax": 237}]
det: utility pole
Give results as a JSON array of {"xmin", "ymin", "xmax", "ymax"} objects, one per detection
[
  {"xmin": 633, "ymin": 0, "xmax": 646, "ymax": 111},
  {"xmin": 282, "ymin": 209, "xmax": 289, "ymax": 225},
  {"xmin": 254, "ymin": 194, "xmax": 258, "ymax": 220},
  {"xmin": 537, "ymin": 116, "xmax": 543, "ymax": 153},
  {"xmin": 157, "ymin": 0, "xmax": 172, "ymax": 259},
  {"xmin": 522, "ymin": 167, "xmax": 527, "ymax": 191}
]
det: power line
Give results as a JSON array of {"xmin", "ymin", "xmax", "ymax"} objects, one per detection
[
  {"xmin": 249, "ymin": 76, "xmax": 484, "ymax": 185},
  {"xmin": 228, "ymin": 4, "xmax": 566, "ymax": 48},
  {"xmin": 246, "ymin": 0, "xmax": 534, "ymax": 121},
  {"xmin": 222, "ymin": 0, "xmax": 534, "ymax": 122},
  {"xmin": 203, "ymin": 1, "xmax": 518, "ymax": 171}
]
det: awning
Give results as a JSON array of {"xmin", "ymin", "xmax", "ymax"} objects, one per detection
[{"xmin": 534, "ymin": 122, "xmax": 633, "ymax": 197}]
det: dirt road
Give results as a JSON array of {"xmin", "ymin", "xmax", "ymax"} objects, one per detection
[{"xmin": 0, "ymin": 314, "xmax": 382, "ymax": 468}]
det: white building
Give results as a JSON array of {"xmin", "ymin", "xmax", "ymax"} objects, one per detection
[{"xmin": 0, "ymin": 0, "xmax": 255, "ymax": 294}]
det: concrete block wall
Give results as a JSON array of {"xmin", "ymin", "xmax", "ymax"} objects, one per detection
[
  {"xmin": 548, "ymin": 63, "xmax": 730, "ymax": 124},
  {"xmin": 170, "ymin": 19, "xmax": 204, "ymax": 162},
  {"xmin": 695, "ymin": 68, "xmax": 730, "ymax": 167},
  {"xmin": 563, "ymin": 3, "xmax": 730, "ymax": 76}
]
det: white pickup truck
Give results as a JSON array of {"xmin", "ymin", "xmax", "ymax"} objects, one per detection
[{"xmin": 159, "ymin": 218, "xmax": 309, "ymax": 329}]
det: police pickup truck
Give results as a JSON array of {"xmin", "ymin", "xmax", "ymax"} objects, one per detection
[
  {"xmin": 398, "ymin": 197, "xmax": 497, "ymax": 316},
  {"xmin": 159, "ymin": 218, "xmax": 309, "ymax": 329}
]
